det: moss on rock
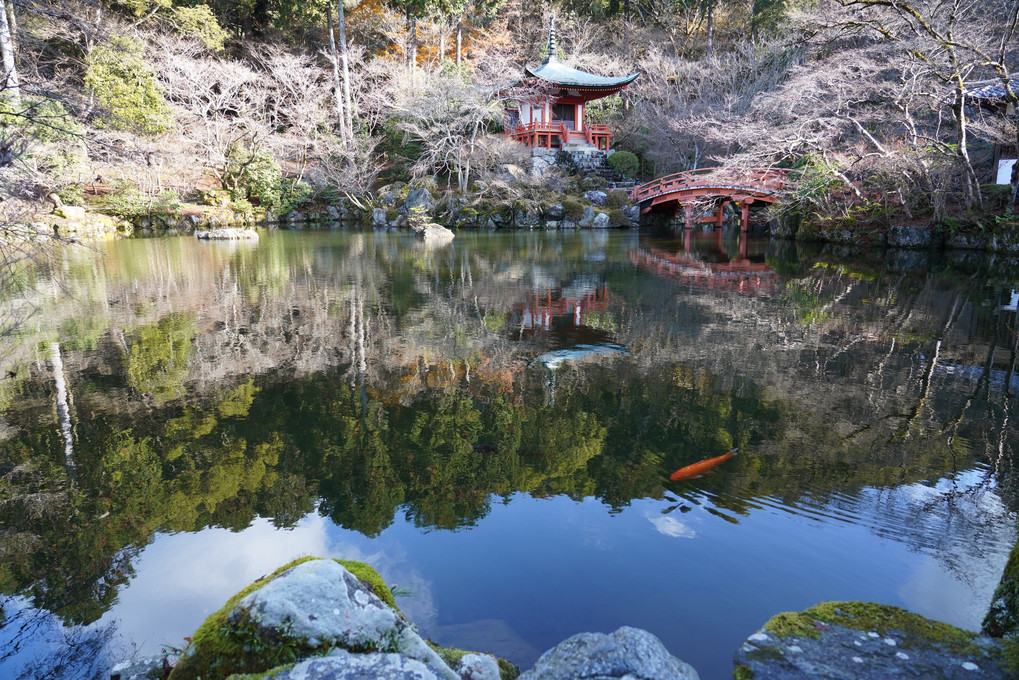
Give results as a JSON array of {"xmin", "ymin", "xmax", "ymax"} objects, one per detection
[
  {"xmin": 168, "ymin": 557, "xmax": 319, "ymax": 680},
  {"xmin": 168, "ymin": 557, "xmax": 400, "ymax": 680},
  {"xmin": 732, "ymin": 664, "xmax": 754, "ymax": 680},
  {"xmin": 167, "ymin": 556, "xmax": 518, "ymax": 680},
  {"xmin": 764, "ymin": 601, "xmax": 979, "ymax": 654},
  {"xmin": 983, "ymin": 538, "xmax": 1019, "ymax": 638},
  {"xmin": 337, "ymin": 558, "xmax": 397, "ymax": 610}
]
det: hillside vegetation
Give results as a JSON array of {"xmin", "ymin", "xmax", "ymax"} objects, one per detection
[{"xmin": 0, "ymin": 0, "xmax": 1016, "ymax": 241}]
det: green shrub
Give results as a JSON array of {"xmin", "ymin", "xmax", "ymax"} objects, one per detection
[
  {"xmin": 607, "ymin": 208, "xmax": 627, "ymax": 227},
  {"xmin": 120, "ymin": 0, "xmax": 170, "ymax": 18},
  {"xmin": 96, "ymin": 183, "xmax": 181, "ymax": 219},
  {"xmin": 561, "ymin": 197, "xmax": 586, "ymax": 222},
  {"xmin": 0, "ymin": 97, "xmax": 81, "ymax": 142},
  {"xmin": 604, "ymin": 190, "xmax": 631, "ymax": 209},
  {"xmin": 168, "ymin": 5, "xmax": 229, "ymax": 52},
  {"xmin": 85, "ymin": 37, "xmax": 171, "ymax": 135},
  {"xmin": 407, "ymin": 205, "xmax": 430, "ymax": 230},
  {"xmin": 277, "ymin": 180, "xmax": 314, "ymax": 214},
  {"xmin": 607, "ymin": 150, "xmax": 639, "ymax": 177},
  {"xmin": 222, "ymin": 144, "xmax": 285, "ymax": 211},
  {"xmin": 410, "ymin": 176, "xmax": 438, "ymax": 194},
  {"xmin": 56, "ymin": 184, "xmax": 86, "ymax": 206},
  {"xmin": 229, "ymin": 196, "xmax": 254, "ymax": 215}
]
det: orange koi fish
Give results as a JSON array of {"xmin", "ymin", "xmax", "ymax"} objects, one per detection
[{"xmin": 669, "ymin": 448, "xmax": 738, "ymax": 481}]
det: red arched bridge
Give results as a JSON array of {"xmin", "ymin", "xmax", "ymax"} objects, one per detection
[{"xmin": 630, "ymin": 167, "xmax": 792, "ymax": 231}]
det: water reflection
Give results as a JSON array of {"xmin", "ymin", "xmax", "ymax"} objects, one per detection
[{"xmin": 0, "ymin": 230, "xmax": 1016, "ymax": 679}]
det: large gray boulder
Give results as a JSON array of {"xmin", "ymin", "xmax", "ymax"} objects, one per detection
[
  {"xmin": 254, "ymin": 649, "xmax": 502, "ymax": 680},
  {"xmin": 55, "ymin": 205, "xmax": 87, "ymax": 220},
  {"xmin": 530, "ymin": 155, "xmax": 555, "ymax": 177},
  {"xmin": 592, "ymin": 212, "xmax": 611, "ymax": 229},
  {"xmin": 518, "ymin": 626, "xmax": 698, "ymax": 680},
  {"xmin": 405, "ymin": 188, "xmax": 436, "ymax": 213},
  {"xmin": 887, "ymin": 224, "xmax": 943, "ymax": 249},
  {"xmin": 453, "ymin": 653, "xmax": 502, "ymax": 680},
  {"xmin": 256, "ymin": 650, "xmax": 445, "ymax": 680},
  {"xmin": 195, "ymin": 228, "xmax": 259, "ymax": 240},
  {"xmin": 621, "ymin": 205, "xmax": 640, "ymax": 226},
  {"xmin": 168, "ymin": 559, "xmax": 461, "ymax": 680},
  {"xmin": 110, "ymin": 656, "xmax": 170, "ymax": 680},
  {"xmin": 515, "ymin": 205, "xmax": 541, "ymax": 228},
  {"xmin": 415, "ymin": 223, "xmax": 455, "ymax": 244},
  {"xmin": 235, "ymin": 560, "xmax": 454, "ymax": 677},
  {"xmin": 578, "ymin": 206, "xmax": 596, "ymax": 228}
]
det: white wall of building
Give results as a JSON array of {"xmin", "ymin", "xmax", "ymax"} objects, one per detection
[{"xmin": 997, "ymin": 159, "xmax": 1017, "ymax": 185}]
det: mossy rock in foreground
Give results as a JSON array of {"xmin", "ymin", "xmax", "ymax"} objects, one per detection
[
  {"xmin": 736, "ymin": 601, "xmax": 1016, "ymax": 679},
  {"xmin": 168, "ymin": 557, "xmax": 402, "ymax": 680},
  {"xmin": 168, "ymin": 557, "xmax": 517, "ymax": 680},
  {"xmin": 984, "ymin": 537, "xmax": 1019, "ymax": 638}
]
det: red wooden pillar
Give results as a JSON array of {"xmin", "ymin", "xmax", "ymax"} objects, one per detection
[
  {"xmin": 683, "ymin": 203, "xmax": 694, "ymax": 231},
  {"xmin": 714, "ymin": 202, "xmax": 725, "ymax": 229},
  {"xmin": 740, "ymin": 199, "xmax": 754, "ymax": 233}
]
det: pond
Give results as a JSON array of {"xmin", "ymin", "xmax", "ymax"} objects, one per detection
[{"xmin": 0, "ymin": 229, "xmax": 1016, "ymax": 680}]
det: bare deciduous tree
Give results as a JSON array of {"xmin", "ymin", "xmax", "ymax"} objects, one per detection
[{"xmin": 390, "ymin": 69, "xmax": 500, "ymax": 190}]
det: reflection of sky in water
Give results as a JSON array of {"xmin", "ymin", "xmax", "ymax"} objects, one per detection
[
  {"xmin": 25, "ymin": 468, "xmax": 1003, "ymax": 680},
  {"xmin": 100, "ymin": 513, "xmax": 439, "ymax": 655}
]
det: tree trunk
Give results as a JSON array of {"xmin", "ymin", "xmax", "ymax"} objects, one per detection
[
  {"xmin": 705, "ymin": 0, "xmax": 714, "ymax": 61},
  {"xmin": 951, "ymin": 82, "xmax": 983, "ymax": 210},
  {"xmin": 439, "ymin": 24, "xmax": 445, "ymax": 65},
  {"xmin": 456, "ymin": 19, "xmax": 462, "ymax": 67},
  {"xmin": 406, "ymin": 10, "xmax": 418, "ymax": 71},
  {"xmin": 5, "ymin": 0, "xmax": 15, "ymax": 53},
  {"xmin": 624, "ymin": 0, "xmax": 630, "ymax": 21},
  {"xmin": 326, "ymin": 5, "xmax": 349, "ymax": 147},
  {"xmin": 337, "ymin": 0, "xmax": 354, "ymax": 146},
  {"xmin": 0, "ymin": 0, "xmax": 19, "ymax": 106}
]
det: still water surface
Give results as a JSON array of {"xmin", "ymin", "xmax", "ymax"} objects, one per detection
[{"xmin": 0, "ymin": 229, "xmax": 1017, "ymax": 679}]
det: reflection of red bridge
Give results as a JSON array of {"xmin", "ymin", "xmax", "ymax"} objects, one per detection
[
  {"xmin": 512, "ymin": 284, "xmax": 610, "ymax": 332},
  {"xmin": 632, "ymin": 246, "xmax": 779, "ymax": 295},
  {"xmin": 631, "ymin": 167, "xmax": 791, "ymax": 231}
]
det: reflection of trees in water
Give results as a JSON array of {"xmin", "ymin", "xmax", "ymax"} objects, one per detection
[
  {"xmin": 0, "ymin": 232, "xmax": 1017, "ymax": 630},
  {"xmin": 0, "ymin": 595, "xmax": 117, "ymax": 680}
]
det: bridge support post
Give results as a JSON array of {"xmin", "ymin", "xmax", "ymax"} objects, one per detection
[
  {"xmin": 714, "ymin": 202, "xmax": 725, "ymax": 229},
  {"xmin": 740, "ymin": 199, "xmax": 754, "ymax": 233},
  {"xmin": 683, "ymin": 203, "xmax": 694, "ymax": 231}
]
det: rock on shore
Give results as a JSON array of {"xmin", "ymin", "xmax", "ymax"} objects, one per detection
[
  {"xmin": 518, "ymin": 626, "xmax": 699, "ymax": 680},
  {"xmin": 195, "ymin": 228, "xmax": 260, "ymax": 240},
  {"xmin": 734, "ymin": 601, "xmax": 1014, "ymax": 680},
  {"xmin": 168, "ymin": 558, "xmax": 474, "ymax": 680}
]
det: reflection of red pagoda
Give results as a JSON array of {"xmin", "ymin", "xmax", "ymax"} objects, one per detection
[
  {"xmin": 633, "ymin": 237, "xmax": 778, "ymax": 295},
  {"xmin": 508, "ymin": 280, "xmax": 611, "ymax": 339}
]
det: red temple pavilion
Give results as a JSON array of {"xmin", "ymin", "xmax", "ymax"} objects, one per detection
[{"xmin": 505, "ymin": 15, "xmax": 639, "ymax": 152}]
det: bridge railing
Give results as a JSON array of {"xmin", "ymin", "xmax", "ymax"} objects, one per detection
[{"xmin": 630, "ymin": 167, "xmax": 793, "ymax": 204}]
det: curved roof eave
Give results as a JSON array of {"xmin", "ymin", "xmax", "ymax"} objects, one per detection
[{"xmin": 524, "ymin": 61, "xmax": 640, "ymax": 90}]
